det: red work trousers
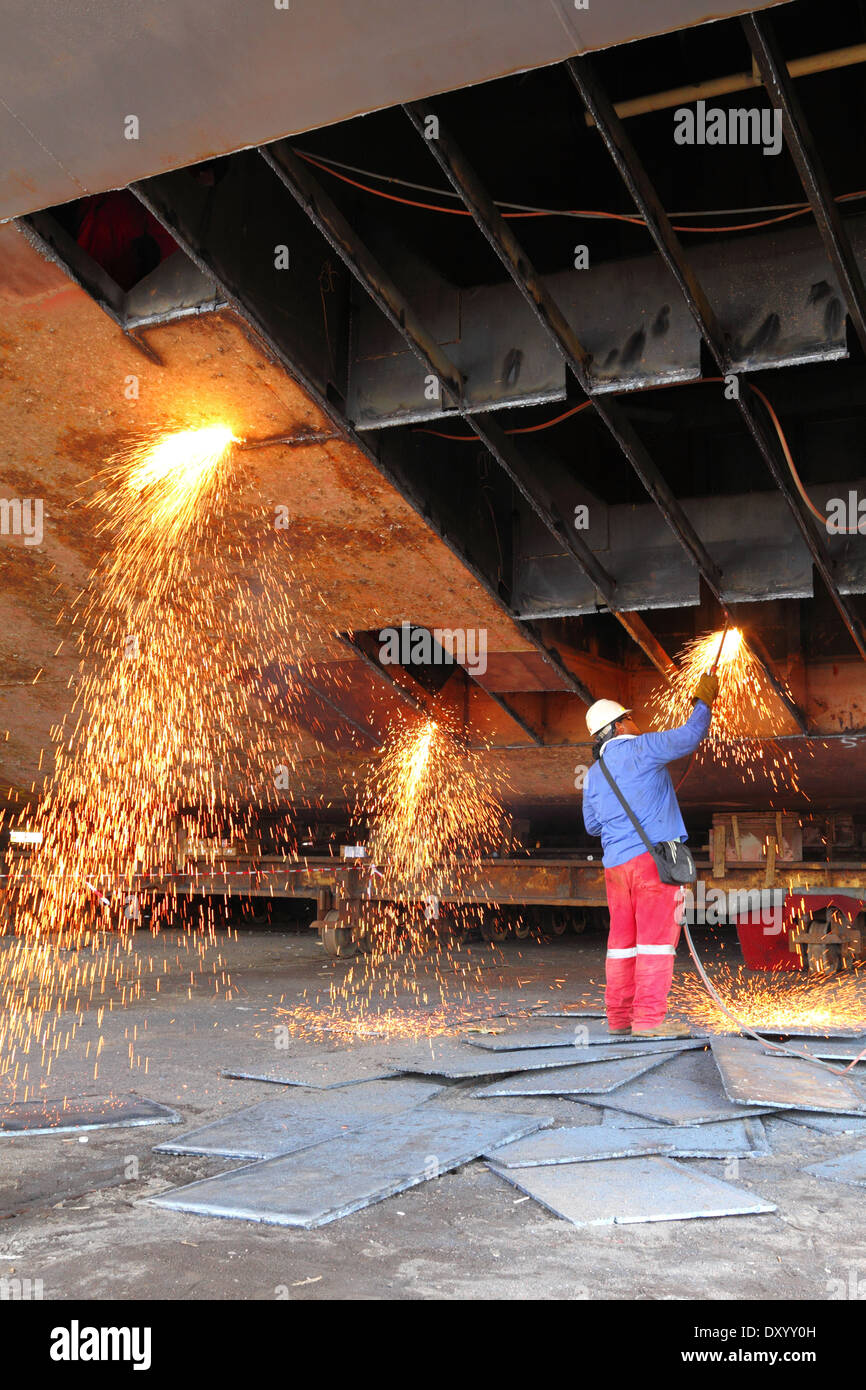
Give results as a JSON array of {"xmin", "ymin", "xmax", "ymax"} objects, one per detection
[{"xmin": 603, "ymin": 850, "xmax": 684, "ymax": 1030}]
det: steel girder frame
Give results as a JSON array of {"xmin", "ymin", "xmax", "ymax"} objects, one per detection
[
  {"xmin": 259, "ymin": 140, "xmax": 676, "ymax": 683},
  {"xmin": 129, "ymin": 173, "xmax": 596, "ymax": 736},
  {"xmin": 338, "ymin": 631, "xmax": 545, "ymax": 747},
  {"xmin": 743, "ymin": 12, "xmax": 866, "ymax": 359},
  {"xmin": 566, "ymin": 53, "xmax": 866, "ymax": 670},
  {"xmin": 401, "ymin": 98, "xmax": 809, "ymax": 734}
]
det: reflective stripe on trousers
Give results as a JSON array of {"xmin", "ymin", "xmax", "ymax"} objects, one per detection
[{"xmin": 606, "ymin": 944, "xmax": 676, "ymax": 957}]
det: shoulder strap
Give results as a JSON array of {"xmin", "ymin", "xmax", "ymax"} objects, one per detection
[{"xmin": 597, "ymin": 746, "xmax": 656, "ymax": 854}]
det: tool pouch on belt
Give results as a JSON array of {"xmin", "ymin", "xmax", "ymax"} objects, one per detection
[{"xmin": 597, "ymin": 749, "xmax": 696, "ymax": 886}]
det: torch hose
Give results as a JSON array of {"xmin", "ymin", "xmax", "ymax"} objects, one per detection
[
  {"xmin": 682, "ymin": 920, "xmax": 866, "ymax": 1076},
  {"xmin": 675, "ymin": 625, "xmax": 730, "ymax": 794},
  {"xmin": 709, "ymin": 623, "xmax": 729, "ymax": 676},
  {"xmin": 667, "ymin": 621, "xmax": 866, "ymax": 1074}
]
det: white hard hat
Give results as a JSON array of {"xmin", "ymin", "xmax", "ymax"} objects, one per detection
[{"xmin": 586, "ymin": 698, "xmax": 631, "ymax": 738}]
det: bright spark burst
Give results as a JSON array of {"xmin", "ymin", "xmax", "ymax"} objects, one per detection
[
  {"xmin": 291, "ymin": 714, "xmax": 513, "ymax": 1037},
  {"xmin": 1, "ymin": 423, "xmax": 315, "ymax": 1095},
  {"xmin": 671, "ymin": 961, "xmax": 866, "ymax": 1035},
  {"xmin": 362, "ymin": 714, "xmax": 506, "ymax": 897},
  {"xmin": 125, "ymin": 424, "xmax": 235, "ymax": 494},
  {"xmin": 651, "ymin": 627, "xmax": 804, "ymax": 796}
]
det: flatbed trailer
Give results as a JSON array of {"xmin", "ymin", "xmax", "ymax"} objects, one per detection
[
  {"xmin": 4, "ymin": 828, "xmax": 864, "ymax": 967},
  {"xmin": 123, "ymin": 852, "xmax": 866, "ymax": 969}
]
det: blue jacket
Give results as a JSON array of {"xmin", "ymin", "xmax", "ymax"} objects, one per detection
[{"xmin": 582, "ymin": 702, "xmax": 711, "ymax": 868}]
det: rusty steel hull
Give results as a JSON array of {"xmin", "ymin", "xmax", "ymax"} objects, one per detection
[
  {"xmin": 0, "ymin": 1, "xmax": 789, "ymax": 222},
  {"xmin": 1, "ymin": 227, "xmax": 866, "ymax": 831}
]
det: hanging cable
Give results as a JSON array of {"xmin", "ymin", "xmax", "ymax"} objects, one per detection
[
  {"xmin": 295, "ymin": 149, "xmax": 866, "ymax": 235},
  {"xmin": 413, "ymin": 401, "xmax": 592, "ymax": 441}
]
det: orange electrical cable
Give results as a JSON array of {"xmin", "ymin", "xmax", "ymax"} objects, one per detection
[
  {"xmin": 298, "ymin": 150, "xmax": 647, "ymax": 225},
  {"xmin": 669, "ymin": 376, "xmax": 859, "ymax": 538},
  {"xmin": 674, "ymin": 207, "xmax": 810, "ymax": 233},
  {"xmin": 419, "ymin": 376, "xmax": 854, "ymax": 537},
  {"xmin": 748, "ymin": 381, "xmax": 845, "ymax": 529},
  {"xmin": 413, "ymin": 400, "xmax": 592, "ymax": 440},
  {"xmin": 296, "ymin": 150, "xmax": 866, "ymax": 236},
  {"xmin": 298, "ymin": 151, "xmax": 473, "ymax": 216}
]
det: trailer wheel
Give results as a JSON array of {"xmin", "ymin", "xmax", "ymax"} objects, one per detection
[
  {"xmin": 806, "ymin": 941, "xmax": 840, "ymax": 975},
  {"xmin": 547, "ymin": 912, "xmax": 568, "ymax": 937},
  {"xmin": 444, "ymin": 915, "xmax": 470, "ymax": 945},
  {"xmin": 481, "ymin": 914, "xmax": 509, "ymax": 943},
  {"xmin": 513, "ymin": 916, "xmax": 531, "ymax": 939},
  {"xmin": 318, "ymin": 909, "xmax": 358, "ymax": 958}
]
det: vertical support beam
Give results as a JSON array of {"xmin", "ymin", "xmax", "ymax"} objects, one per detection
[
  {"xmin": 260, "ymin": 139, "xmax": 671, "ymax": 683},
  {"xmin": 567, "ymin": 54, "xmax": 866, "ymax": 671},
  {"xmin": 744, "ymin": 12, "xmax": 866, "ymax": 356},
  {"xmin": 402, "ymin": 100, "xmax": 725, "ymax": 606},
  {"xmin": 131, "ymin": 173, "xmax": 597, "ymax": 711},
  {"xmin": 478, "ymin": 687, "xmax": 545, "ymax": 747}
]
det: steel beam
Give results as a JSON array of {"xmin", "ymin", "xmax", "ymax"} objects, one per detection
[
  {"xmin": 337, "ymin": 630, "xmax": 544, "ymax": 746},
  {"xmin": 505, "ymin": 618, "xmax": 595, "ymax": 705},
  {"xmin": 617, "ymin": 613, "xmax": 678, "ymax": 679},
  {"xmin": 480, "ymin": 689, "xmax": 545, "ymax": 747},
  {"xmin": 127, "ymin": 855, "xmax": 866, "ymax": 908},
  {"xmin": 19, "ymin": 212, "xmax": 162, "ymax": 364},
  {"xmin": 131, "ymin": 174, "xmax": 598, "ymax": 715},
  {"xmin": 402, "ymin": 100, "xmax": 724, "ymax": 607},
  {"xmin": 261, "ymin": 139, "xmax": 674, "ymax": 681},
  {"xmin": 744, "ymin": 12, "xmax": 866, "ymax": 358},
  {"xmin": 567, "ymin": 53, "xmax": 866, "ymax": 677},
  {"xmin": 337, "ymin": 633, "xmax": 427, "ymax": 715},
  {"xmin": 260, "ymin": 142, "xmax": 606, "ymax": 595},
  {"xmin": 297, "ymin": 678, "xmax": 380, "ymax": 747},
  {"xmin": 259, "ymin": 144, "xmax": 465, "ymax": 405}
]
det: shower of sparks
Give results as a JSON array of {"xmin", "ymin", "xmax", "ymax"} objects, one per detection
[
  {"xmin": 362, "ymin": 715, "xmax": 505, "ymax": 894},
  {"xmin": 650, "ymin": 627, "xmax": 804, "ymax": 796},
  {"xmin": 1, "ymin": 423, "xmax": 316, "ymax": 1095},
  {"xmin": 285, "ymin": 713, "xmax": 513, "ymax": 1038},
  {"xmin": 671, "ymin": 961, "xmax": 866, "ymax": 1035}
]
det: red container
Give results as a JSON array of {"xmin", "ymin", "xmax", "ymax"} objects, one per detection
[
  {"xmin": 736, "ymin": 891, "xmax": 866, "ymax": 971},
  {"xmin": 735, "ymin": 910, "xmax": 802, "ymax": 971}
]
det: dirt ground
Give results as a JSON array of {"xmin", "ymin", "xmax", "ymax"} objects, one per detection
[{"xmin": 1, "ymin": 922, "xmax": 865, "ymax": 1302}]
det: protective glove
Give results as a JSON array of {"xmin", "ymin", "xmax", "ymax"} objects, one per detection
[{"xmin": 692, "ymin": 672, "xmax": 719, "ymax": 708}]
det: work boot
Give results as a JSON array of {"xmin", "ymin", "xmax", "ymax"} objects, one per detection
[
  {"xmin": 606, "ymin": 1024, "xmax": 631, "ymax": 1036},
  {"xmin": 631, "ymin": 1020, "xmax": 692, "ymax": 1039}
]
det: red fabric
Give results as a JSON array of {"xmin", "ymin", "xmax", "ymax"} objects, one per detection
[
  {"xmin": 76, "ymin": 191, "xmax": 178, "ymax": 290},
  {"xmin": 603, "ymin": 850, "xmax": 684, "ymax": 1029}
]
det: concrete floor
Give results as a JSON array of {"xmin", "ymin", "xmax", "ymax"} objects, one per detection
[{"xmin": 1, "ymin": 924, "xmax": 864, "ymax": 1302}]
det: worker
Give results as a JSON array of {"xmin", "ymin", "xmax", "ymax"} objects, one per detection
[{"xmin": 581, "ymin": 673, "xmax": 718, "ymax": 1038}]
